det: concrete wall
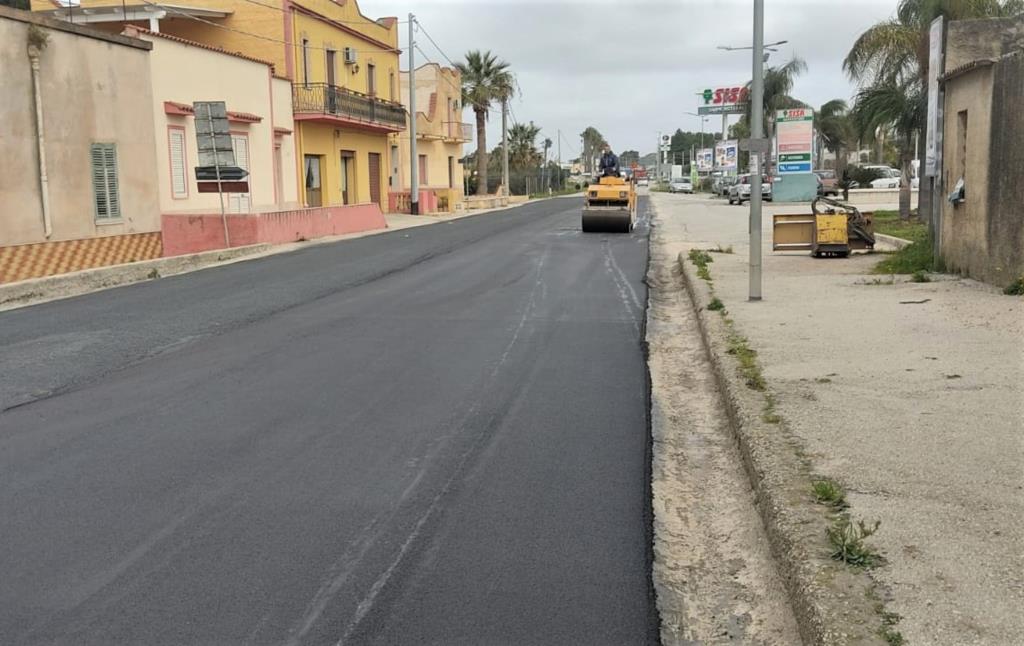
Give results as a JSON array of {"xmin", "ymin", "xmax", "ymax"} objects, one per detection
[
  {"xmin": 985, "ymin": 51, "xmax": 1024, "ymax": 285},
  {"xmin": 940, "ymin": 68, "xmax": 994, "ymax": 280},
  {"xmin": 939, "ymin": 14, "xmax": 1024, "ymax": 286},
  {"xmin": 132, "ymin": 29, "xmax": 298, "ymax": 214},
  {"xmin": 0, "ymin": 8, "xmax": 160, "ymax": 248},
  {"xmin": 946, "ymin": 15, "xmax": 1024, "ymax": 70}
]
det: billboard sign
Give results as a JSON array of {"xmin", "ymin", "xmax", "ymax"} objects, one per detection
[
  {"xmin": 699, "ymin": 85, "xmax": 749, "ymax": 115},
  {"xmin": 697, "ymin": 148, "xmax": 714, "ymax": 172},
  {"xmin": 715, "ymin": 139, "xmax": 738, "ymax": 171},
  {"xmin": 775, "ymin": 109, "xmax": 813, "ymax": 174}
]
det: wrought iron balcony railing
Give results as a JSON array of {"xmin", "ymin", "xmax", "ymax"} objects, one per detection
[{"xmin": 293, "ymin": 83, "xmax": 406, "ymax": 130}]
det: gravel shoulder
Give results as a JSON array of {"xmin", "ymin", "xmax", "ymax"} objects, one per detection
[{"xmin": 647, "ymin": 208, "xmax": 801, "ymax": 645}]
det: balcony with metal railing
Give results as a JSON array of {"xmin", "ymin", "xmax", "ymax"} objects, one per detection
[
  {"xmin": 292, "ymin": 83, "xmax": 406, "ymax": 133},
  {"xmin": 446, "ymin": 121, "xmax": 474, "ymax": 143}
]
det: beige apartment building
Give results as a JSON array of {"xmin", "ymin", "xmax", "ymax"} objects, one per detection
[
  {"xmin": 391, "ymin": 63, "xmax": 471, "ymax": 213},
  {"xmin": 0, "ymin": 7, "xmax": 162, "ymax": 283}
]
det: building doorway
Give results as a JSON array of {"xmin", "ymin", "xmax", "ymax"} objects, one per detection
[
  {"xmin": 368, "ymin": 152, "xmax": 382, "ymax": 208},
  {"xmin": 304, "ymin": 155, "xmax": 322, "ymax": 207},
  {"xmin": 340, "ymin": 151, "xmax": 355, "ymax": 205}
]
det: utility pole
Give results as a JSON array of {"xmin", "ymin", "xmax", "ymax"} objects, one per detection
[
  {"xmin": 749, "ymin": 0, "xmax": 764, "ymax": 301},
  {"xmin": 557, "ymin": 129, "xmax": 561, "ymax": 190},
  {"xmin": 656, "ymin": 132, "xmax": 661, "ymax": 181},
  {"xmin": 501, "ymin": 97, "xmax": 509, "ymax": 195},
  {"xmin": 408, "ymin": 13, "xmax": 419, "ymax": 214}
]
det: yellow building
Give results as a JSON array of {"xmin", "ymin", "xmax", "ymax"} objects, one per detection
[
  {"xmin": 33, "ymin": 0, "xmax": 405, "ymax": 212},
  {"xmin": 392, "ymin": 63, "xmax": 471, "ymax": 213}
]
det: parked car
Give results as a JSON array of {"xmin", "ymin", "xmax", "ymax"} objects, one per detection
[
  {"xmin": 718, "ymin": 175, "xmax": 738, "ymax": 197},
  {"xmin": 814, "ymin": 170, "xmax": 840, "ymax": 196},
  {"xmin": 728, "ymin": 174, "xmax": 772, "ymax": 204},
  {"xmin": 863, "ymin": 166, "xmax": 902, "ymax": 189},
  {"xmin": 668, "ymin": 178, "xmax": 693, "ymax": 194}
]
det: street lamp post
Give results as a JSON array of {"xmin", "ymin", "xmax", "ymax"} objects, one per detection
[
  {"xmin": 718, "ymin": 16, "xmax": 788, "ymax": 301},
  {"xmin": 685, "ymin": 112, "xmax": 710, "ymax": 174}
]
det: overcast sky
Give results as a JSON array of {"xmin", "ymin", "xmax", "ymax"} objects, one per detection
[{"xmin": 365, "ymin": 0, "xmax": 899, "ymax": 158}]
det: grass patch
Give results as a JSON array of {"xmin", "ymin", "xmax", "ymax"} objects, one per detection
[
  {"xmin": 1004, "ymin": 276, "xmax": 1024, "ymax": 296},
  {"xmin": 688, "ymin": 248, "xmax": 714, "ymax": 282},
  {"xmin": 872, "ymin": 210, "xmax": 927, "ymax": 243},
  {"xmin": 812, "ymin": 478, "xmax": 847, "ymax": 508},
  {"xmin": 910, "ymin": 269, "xmax": 931, "ymax": 283},
  {"xmin": 871, "ymin": 211, "xmax": 936, "ymax": 275},
  {"xmin": 874, "ymin": 237, "xmax": 933, "ymax": 274},
  {"xmin": 707, "ymin": 297, "xmax": 725, "ymax": 312},
  {"xmin": 828, "ymin": 515, "xmax": 882, "ymax": 568}
]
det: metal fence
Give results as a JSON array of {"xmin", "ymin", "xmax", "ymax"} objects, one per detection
[{"xmin": 292, "ymin": 83, "xmax": 406, "ymax": 130}]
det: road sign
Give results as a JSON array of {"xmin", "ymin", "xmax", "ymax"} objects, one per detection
[
  {"xmin": 775, "ymin": 109, "xmax": 814, "ymax": 176},
  {"xmin": 739, "ymin": 138, "xmax": 771, "ymax": 153},
  {"xmin": 193, "ymin": 101, "xmax": 235, "ymax": 168},
  {"xmin": 698, "ymin": 104, "xmax": 746, "ymax": 116}
]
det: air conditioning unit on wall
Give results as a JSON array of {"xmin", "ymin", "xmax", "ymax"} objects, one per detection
[{"xmin": 343, "ymin": 47, "xmax": 357, "ymax": 65}]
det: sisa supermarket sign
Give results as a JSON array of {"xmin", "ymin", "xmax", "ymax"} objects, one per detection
[{"xmin": 698, "ymin": 86, "xmax": 749, "ymax": 115}]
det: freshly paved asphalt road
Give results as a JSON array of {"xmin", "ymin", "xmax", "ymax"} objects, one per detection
[{"xmin": 0, "ymin": 197, "xmax": 657, "ymax": 645}]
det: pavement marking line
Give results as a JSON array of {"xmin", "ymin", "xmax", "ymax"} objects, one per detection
[{"xmin": 603, "ymin": 240, "xmax": 641, "ymax": 334}]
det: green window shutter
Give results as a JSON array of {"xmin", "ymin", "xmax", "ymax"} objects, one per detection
[
  {"xmin": 104, "ymin": 145, "xmax": 121, "ymax": 219},
  {"xmin": 90, "ymin": 143, "xmax": 121, "ymax": 219},
  {"xmin": 91, "ymin": 144, "xmax": 108, "ymax": 218}
]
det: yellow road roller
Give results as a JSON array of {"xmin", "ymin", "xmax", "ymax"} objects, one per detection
[{"xmin": 581, "ymin": 176, "xmax": 636, "ymax": 233}]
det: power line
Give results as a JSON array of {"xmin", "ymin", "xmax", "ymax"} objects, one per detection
[
  {"xmin": 412, "ymin": 42, "xmax": 464, "ymax": 98},
  {"xmin": 413, "ymin": 19, "xmax": 456, "ymax": 68}
]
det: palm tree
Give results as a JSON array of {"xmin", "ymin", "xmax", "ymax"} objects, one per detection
[
  {"xmin": 844, "ymin": 0, "xmax": 1023, "ymax": 88},
  {"xmin": 852, "ymin": 79, "xmax": 926, "ymax": 219},
  {"xmin": 579, "ymin": 127, "xmax": 607, "ymax": 174},
  {"xmin": 542, "ymin": 137, "xmax": 553, "ymax": 188},
  {"xmin": 508, "ymin": 122, "xmax": 541, "ymax": 167},
  {"xmin": 844, "ymin": 0, "xmax": 1022, "ymax": 211},
  {"xmin": 760, "ymin": 57, "xmax": 809, "ymax": 141},
  {"xmin": 817, "ymin": 99, "xmax": 854, "ymax": 174},
  {"xmin": 456, "ymin": 50, "xmax": 511, "ymax": 195}
]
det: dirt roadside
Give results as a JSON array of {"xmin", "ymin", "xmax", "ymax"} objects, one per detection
[{"xmin": 647, "ymin": 214, "xmax": 801, "ymax": 645}]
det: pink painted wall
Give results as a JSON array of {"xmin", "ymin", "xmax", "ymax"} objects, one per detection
[
  {"xmin": 387, "ymin": 190, "xmax": 439, "ymax": 214},
  {"xmin": 161, "ymin": 203, "xmax": 386, "ymax": 256}
]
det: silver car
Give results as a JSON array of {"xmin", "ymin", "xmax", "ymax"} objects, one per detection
[{"xmin": 668, "ymin": 179, "xmax": 693, "ymax": 194}]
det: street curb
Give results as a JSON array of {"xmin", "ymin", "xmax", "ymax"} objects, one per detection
[
  {"xmin": 0, "ymin": 243, "xmax": 272, "ymax": 312},
  {"xmin": 874, "ymin": 233, "xmax": 913, "ymax": 250},
  {"xmin": 672, "ymin": 250, "xmax": 888, "ymax": 644},
  {"xmin": 0, "ymin": 195, "xmax": 579, "ymax": 312}
]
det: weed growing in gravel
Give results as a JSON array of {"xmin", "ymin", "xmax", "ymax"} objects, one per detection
[
  {"xmin": 1004, "ymin": 276, "xmax": 1024, "ymax": 296},
  {"xmin": 910, "ymin": 270, "xmax": 931, "ymax": 283},
  {"xmin": 725, "ymin": 330, "xmax": 766, "ymax": 391},
  {"xmin": 828, "ymin": 515, "xmax": 882, "ymax": 567},
  {"xmin": 860, "ymin": 276, "xmax": 895, "ymax": 286},
  {"xmin": 812, "ymin": 479, "xmax": 847, "ymax": 508},
  {"xmin": 880, "ymin": 611, "xmax": 905, "ymax": 645},
  {"xmin": 707, "ymin": 297, "xmax": 725, "ymax": 311},
  {"xmin": 688, "ymin": 249, "xmax": 714, "ymax": 282}
]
